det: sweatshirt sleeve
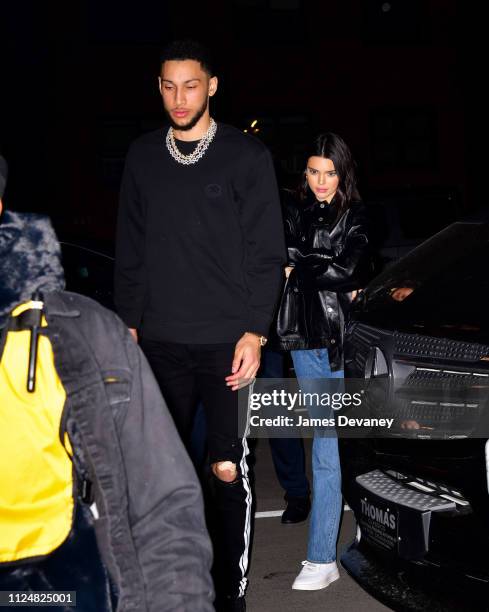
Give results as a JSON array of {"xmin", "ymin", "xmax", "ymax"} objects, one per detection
[
  {"xmin": 114, "ymin": 149, "xmax": 146, "ymax": 329},
  {"xmin": 240, "ymin": 147, "xmax": 286, "ymax": 336}
]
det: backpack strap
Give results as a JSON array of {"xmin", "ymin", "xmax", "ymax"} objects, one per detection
[
  {"xmin": 60, "ymin": 415, "xmax": 95, "ymax": 506},
  {"xmin": 6, "ymin": 301, "xmax": 46, "ymax": 393},
  {"xmin": 8, "ymin": 307, "xmax": 43, "ymax": 331},
  {"xmin": 7, "ymin": 300, "xmax": 95, "ymax": 505}
]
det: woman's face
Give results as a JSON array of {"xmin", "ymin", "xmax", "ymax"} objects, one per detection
[{"xmin": 305, "ymin": 156, "xmax": 339, "ymax": 203}]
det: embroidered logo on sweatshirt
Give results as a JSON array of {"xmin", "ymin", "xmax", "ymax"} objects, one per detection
[{"xmin": 205, "ymin": 184, "xmax": 222, "ymax": 198}]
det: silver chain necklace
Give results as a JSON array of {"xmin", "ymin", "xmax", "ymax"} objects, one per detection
[{"xmin": 165, "ymin": 118, "xmax": 217, "ymax": 165}]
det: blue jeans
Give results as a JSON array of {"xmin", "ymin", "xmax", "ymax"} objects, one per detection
[{"xmin": 291, "ymin": 348, "xmax": 343, "ymax": 563}]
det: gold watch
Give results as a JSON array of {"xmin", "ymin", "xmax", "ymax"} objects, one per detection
[{"xmin": 247, "ymin": 332, "xmax": 268, "ymax": 347}]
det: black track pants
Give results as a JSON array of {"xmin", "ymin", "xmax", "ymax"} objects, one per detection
[{"xmin": 140, "ymin": 338, "xmax": 252, "ymax": 599}]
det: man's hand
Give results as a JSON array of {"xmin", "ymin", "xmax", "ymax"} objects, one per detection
[
  {"xmin": 225, "ymin": 333, "xmax": 261, "ymax": 391},
  {"xmin": 285, "ymin": 266, "xmax": 294, "ymax": 279},
  {"xmin": 129, "ymin": 327, "xmax": 138, "ymax": 342}
]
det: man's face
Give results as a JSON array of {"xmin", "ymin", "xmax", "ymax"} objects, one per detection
[{"xmin": 159, "ymin": 59, "xmax": 218, "ymax": 131}]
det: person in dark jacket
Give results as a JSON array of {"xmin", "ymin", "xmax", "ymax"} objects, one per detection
[
  {"xmin": 0, "ymin": 155, "xmax": 214, "ymax": 611},
  {"xmin": 114, "ymin": 40, "xmax": 285, "ymax": 612},
  {"xmin": 272, "ymin": 133, "xmax": 369, "ymax": 592}
]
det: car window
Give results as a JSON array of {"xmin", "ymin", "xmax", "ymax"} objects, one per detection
[
  {"xmin": 357, "ymin": 222, "xmax": 489, "ymax": 342},
  {"xmin": 60, "ymin": 243, "xmax": 115, "ymax": 310}
]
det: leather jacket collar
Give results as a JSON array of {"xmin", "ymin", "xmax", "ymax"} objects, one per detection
[{"xmin": 302, "ymin": 190, "xmax": 338, "ymax": 211}]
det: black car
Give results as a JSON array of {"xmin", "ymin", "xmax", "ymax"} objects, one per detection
[
  {"xmin": 60, "ymin": 240, "xmax": 115, "ymax": 310},
  {"xmin": 340, "ymin": 216, "xmax": 489, "ymax": 611}
]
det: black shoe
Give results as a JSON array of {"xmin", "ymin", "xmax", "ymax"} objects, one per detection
[
  {"xmin": 281, "ymin": 496, "xmax": 311, "ymax": 524},
  {"xmin": 215, "ymin": 595, "xmax": 246, "ymax": 612}
]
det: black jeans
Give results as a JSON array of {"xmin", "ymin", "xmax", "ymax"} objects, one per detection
[{"xmin": 139, "ymin": 338, "xmax": 252, "ymax": 600}]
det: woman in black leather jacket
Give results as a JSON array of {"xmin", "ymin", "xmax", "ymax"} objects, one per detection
[{"xmin": 273, "ymin": 133, "xmax": 369, "ymax": 592}]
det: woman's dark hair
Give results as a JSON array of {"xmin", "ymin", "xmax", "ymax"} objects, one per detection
[{"xmin": 298, "ymin": 132, "xmax": 360, "ymax": 217}]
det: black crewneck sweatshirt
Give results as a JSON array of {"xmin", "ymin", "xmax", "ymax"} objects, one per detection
[{"xmin": 114, "ymin": 122, "xmax": 286, "ymax": 343}]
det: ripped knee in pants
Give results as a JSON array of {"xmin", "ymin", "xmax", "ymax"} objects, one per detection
[{"xmin": 212, "ymin": 461, "xmax": 239, "ymax": 484}]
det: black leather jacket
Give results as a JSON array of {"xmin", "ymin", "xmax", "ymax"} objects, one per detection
[{"xmin": 271, "ymin": 191, "xmax": 370, "ymax": 370}]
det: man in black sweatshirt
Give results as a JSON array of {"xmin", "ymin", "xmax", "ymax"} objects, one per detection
[{"xmin": 114, "ymin": 40, "xmax": 285, "ymax": 612}]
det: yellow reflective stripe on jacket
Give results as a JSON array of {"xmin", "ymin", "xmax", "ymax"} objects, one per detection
[{"xmin": 0, "ymin": 302, "xmax": 74, "ymax": 563}]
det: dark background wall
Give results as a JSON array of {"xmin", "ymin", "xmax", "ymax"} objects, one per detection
[{"xmin": 0, "ymin": 0, "xmax": 482, "ymax": 244}]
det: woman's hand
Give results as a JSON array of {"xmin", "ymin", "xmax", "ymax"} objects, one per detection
[
  {"xmin": 351, "ymin": 289, "xmax": 365, "ymax": 301},
  {"xmin": 285, "ymin": 266, "xmax": 294, "ymax": 278}
]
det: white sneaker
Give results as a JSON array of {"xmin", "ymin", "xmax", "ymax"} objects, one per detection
[{"xmin": 291, "ymin": 560, "xmax": 340, "ymax": 591}]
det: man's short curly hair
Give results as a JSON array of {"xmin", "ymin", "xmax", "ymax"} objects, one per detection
[{"xmin": 160, "ymin": 39, "xmax": 214, "ymax": 77}]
